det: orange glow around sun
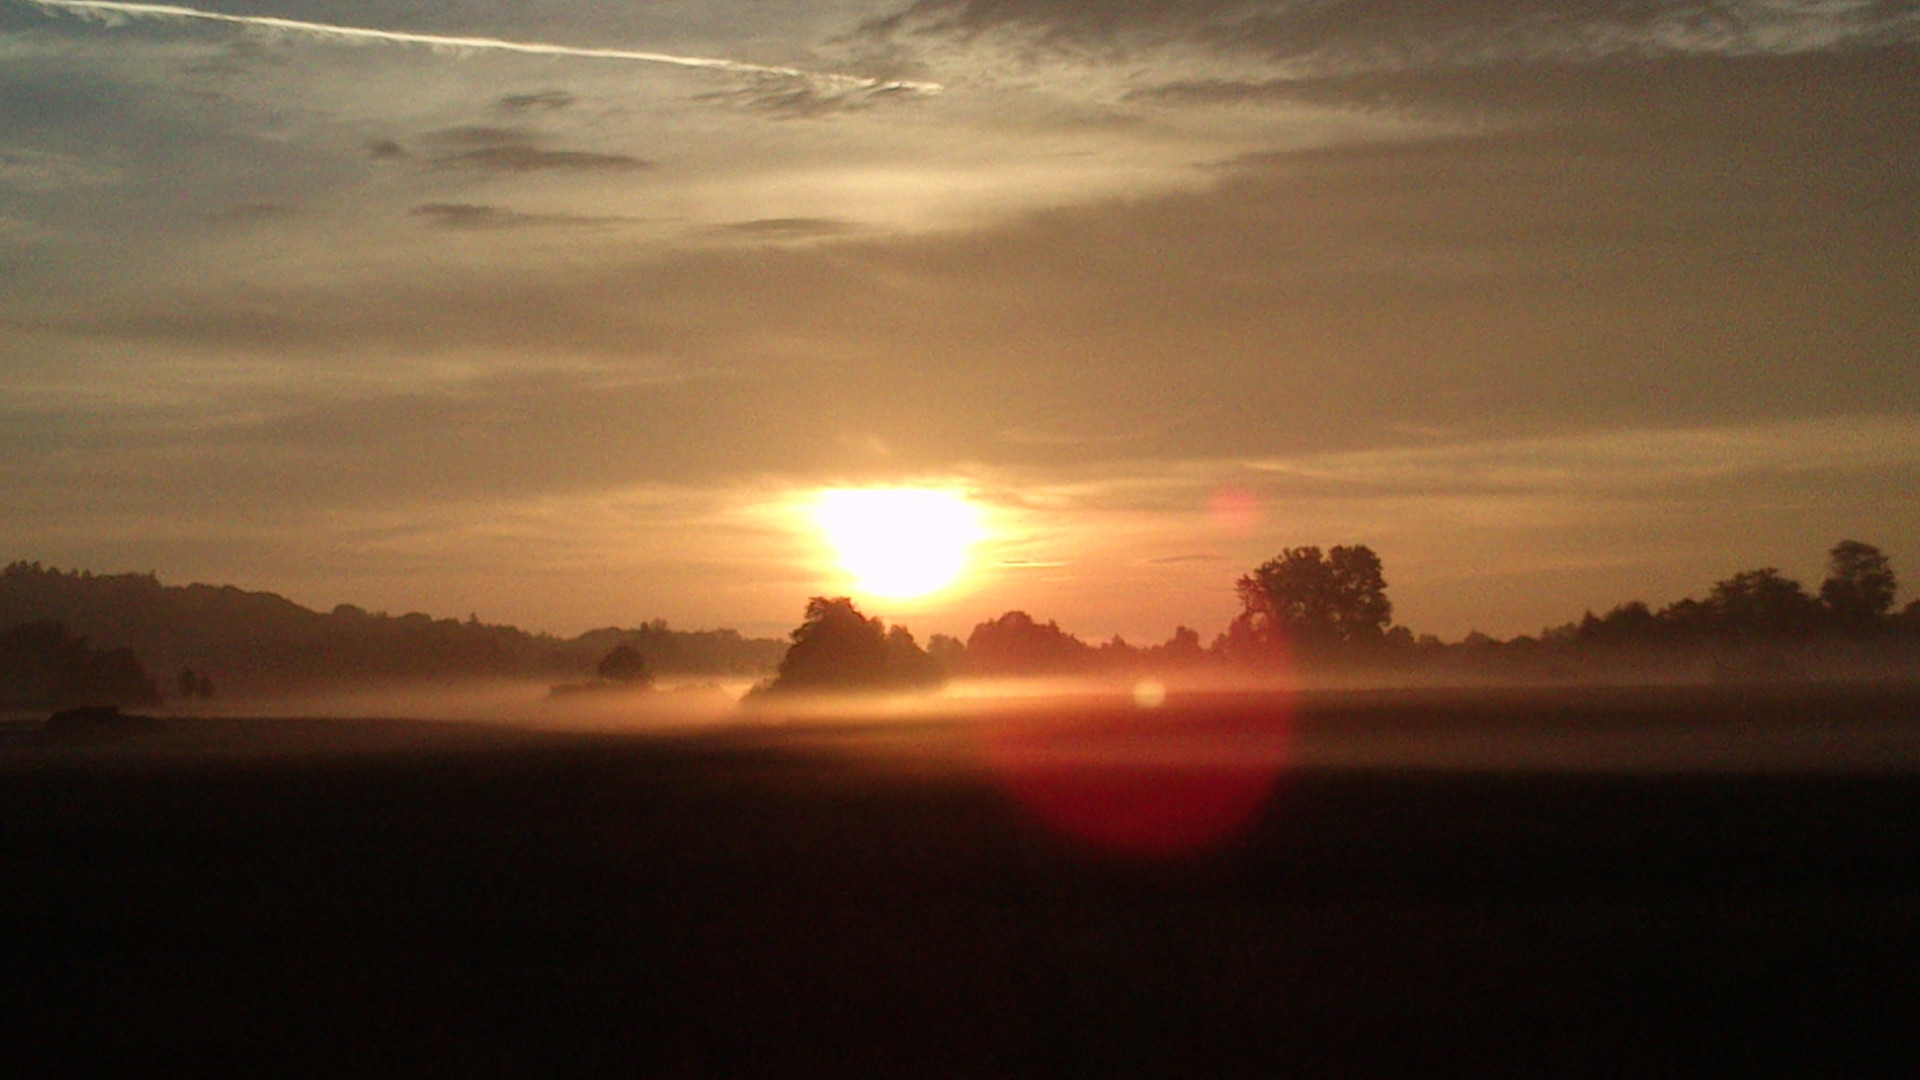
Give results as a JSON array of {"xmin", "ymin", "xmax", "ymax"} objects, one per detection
[{"xmin": 812, "ymin": 488, "xmax": 986, "ymax": 600}]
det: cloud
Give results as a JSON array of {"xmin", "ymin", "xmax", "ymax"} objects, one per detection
[
  {"xmin": 0, "ymin": 213, "xmax": 51, "ymax": 244},
  {"xmin": 0, "ymin": 146, "xmax": 119, "ymax": 191},
  {"xmin": 1136, "ymin": 44, "xmax": 1920, "ymax": 128},
  {"xmin": 25, "ymin": 0, "xmax": 943, "ymax": 96},
  {"xmin": 706, "ymin": 217, "xmax": 860, "ymax": 239},
  {"xmin": 19, "ymin": 53, "xmax": 1917, "ymax": 465},
  {"xmin": 7, "ymin": 33, "xmax": 1915, "ymax": 483},
  {"xmin": 436, "ymin": 145, "xmax": 650, "ymax": 173},
  {"xmin": 866, "ymin": 0, "xmax": 1920, "ymax": 67},
  {"xmin": 216, "ymin": 201, "xmax": 301, "ymax": 222},
  {"xmin": 1239, "ymin": 417, "xmax": 1920, "ymax": 497},
  {"xmin": 997, "ymin": 410, "xmax": 1200, "ymax": 448},
  {"xmin": 693, "ymin": 75, "xmax": 938, "ymax": 118},
  {"xmin": 409, "ymin": 203, "xmax": 630, "ymax": 230},
  {"xmin": 419, "ymin": 126, "xmax": 651, "ymax": 173},
  {"xmin": 497, "ymin": 90, "xmax": 575, "ymax": 113}
]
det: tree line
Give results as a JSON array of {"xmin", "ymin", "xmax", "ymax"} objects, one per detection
[
  {"xmin": 751, "ymin": 539, "xmax": 1919, "ymax": 694},
  {"xmin": 6, "ymin": 539, "xmax": 1914, "ymax": 709}
]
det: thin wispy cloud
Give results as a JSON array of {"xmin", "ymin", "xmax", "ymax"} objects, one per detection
[
  {"xmin": 866, "ymin": 0, "xmax": 1919, "ymax": 64},
  {"xmin": 0, "ymin": 147, "xmax": 120, "ymax": 191},
  {"xmin": 436, "ymin": 146, "xmax": 650, "ymax": 173},
  {"xmin": 706, "ymin": 217, "xmax": 860, "ymax": 240},
  {"xmin": 22, "ymin": 0, "xmax": 944, "ymax": 96},
  {"xmin": 411, "ymin": 126, "xmax": 650, "ymax": 173},
  {"xmin": 497, "ymin": 91, "xmax": 576, "ymax": 113},
  {"xmin": 409, "ymin": 203, "xmax": 630, "ymax": 230},
  {"xmin": 1240, "ymin": 418, "xmax": 1920, "ymax": 496}
]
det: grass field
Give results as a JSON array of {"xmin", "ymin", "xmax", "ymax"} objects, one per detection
[{"xmin": 3, "ymin": 684, "xmax": 1918, "ymax": 1076}]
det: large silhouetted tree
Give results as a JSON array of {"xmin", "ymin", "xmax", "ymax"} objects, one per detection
[
  {"xmin": 1705, "ymin": 568, "xmax": 1821, "ymax": 641},
  {"xmin": 756, "ymin": 597, "xmax": 940, "ymax": 695},
  {"xmin": 1820, "ymin": 540, "xmax": 1897, "ymax": 633},
  {"xmin": 1233, "ymin": 545, "xmax": 1392, "ymax": 656}
]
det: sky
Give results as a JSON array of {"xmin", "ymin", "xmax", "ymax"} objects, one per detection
[{"xmin": 2, "ymin": 0, "xmax": 1916, "ymax": 644}]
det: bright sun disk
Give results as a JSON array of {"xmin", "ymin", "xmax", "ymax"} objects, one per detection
[{"xmin": 813, "ymin": 488, "xmax": 985, "ymax": 600}]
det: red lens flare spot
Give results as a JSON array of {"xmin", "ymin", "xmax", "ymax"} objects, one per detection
[
  {"xmin": 982, "ymin": 693, "xmax": 1294, "ymax": 859},
  {"xmin": 1207, "ymin": 487, "xmax": 1261, "ymax": 534}
]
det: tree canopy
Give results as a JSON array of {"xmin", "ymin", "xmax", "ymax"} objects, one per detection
[
  {"xmin": 1821, "ymin": 540, "xmax": 1898, "ymax": 631},
  {"xmin": 0, "ymin": 620, "xmax": 161, "ymax": 711},
  {"xmin": 1232, "ymin": 545, "xmax": 1393, "ymax": 656},
  {"xmin": 595, "ymin": 644, "xmax": 654, "ymax": 686},
  {"xmin": 1704, "ymin": 567, "xmax": 1822, "ymax": 641},
  {"xmin": 754, "ymin": 597, "xmax": 941, "ymax": 696},
  {"xmin": 962, "ymin": 611, "xmax": 1093, "ymax": 675}
]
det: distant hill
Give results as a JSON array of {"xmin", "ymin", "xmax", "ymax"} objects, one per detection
[{"xmin": 0, "ymin": 562, "xmax": 785, "ymax": 697}]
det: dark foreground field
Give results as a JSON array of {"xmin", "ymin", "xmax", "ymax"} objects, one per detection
[{"xmin": 4, "ymin": 685, "xmax": 1919, "ymax": 1077}]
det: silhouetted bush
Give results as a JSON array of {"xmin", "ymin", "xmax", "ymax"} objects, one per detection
[
  {"xmin": 596, "ymin": 644, "xmax": 654, "ymax": 686},
  {"xmin": 42, "ymin": 704, "xmax": 164, "ymax": 742},
  {"xmin": 548, "ymin": 643, "xmax": 659, "ymax": 699}
]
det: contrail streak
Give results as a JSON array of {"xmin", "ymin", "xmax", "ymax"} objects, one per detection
[{"xmin": 23, "ymin": 0, "xmax": 942, "ymax": 95}]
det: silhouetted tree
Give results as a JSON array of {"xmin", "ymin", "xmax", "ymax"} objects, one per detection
[
  {"xmin": 1656, "ymin": 597, "xmax": 1713, "ymax": 642},
  {"xmin": 175, "ymin": 666, "xmax": 215, "ymax": 701},
  {"xmin": 1705, "ymin": 568, "xmax": 1821, "ymax": 641},
  {"xmin": 1579, "ymin": 601, "xmax": 1659, "ymax": 645},
  {"xmin": 884, "ymin": 625, "xmax": 943, "ymax": 689},
  {"xmin": 595, "ymin": 644, "xmax": 654, "ymax": 687},
  {"xmin": 962, "ymin": 611, "xmax": 1094, "ymax": 674},
  {"xmin": 0, "ymin": 621, "xmax": 161, "ymax": 710},
  {"xmin": 1095, "ymin": 635, "xmax": 1141, "ymax": 669},
  {"xmin": 925, "ymin": 633, "xmax": 966, "ymax": 673},
  {"xmin": 1233, "ymin": 545, "xmax": 1392, "ymax": 657},
  {"xmin": 1150, "ymin": 625, "xmax": 1206, "ymax": 668},
  {"xmin": 756, "ymin": 597, "xmax": 941, "ymax": 695},
  {"xmin": 1820, "ymin": 540, "xmax": 1897, "ymax": 633},
  {"xmin": 1899, "ymin": 599, "xmax": 1920, "ymax": 639}
]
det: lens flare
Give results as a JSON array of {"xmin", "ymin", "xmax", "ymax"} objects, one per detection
[{"xmin": 983, "ymin": 691, "xmax": 1294, "ymax": 859}]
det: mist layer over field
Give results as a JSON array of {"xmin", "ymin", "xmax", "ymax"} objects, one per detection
[{"xmin": 19, "ymin": 680, "xmax": 1920, "ymax": 778}]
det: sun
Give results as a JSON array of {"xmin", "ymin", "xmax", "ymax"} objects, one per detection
[{"xmin": 812, "ymin": 488, "xmax": 986, "ymax": 600}]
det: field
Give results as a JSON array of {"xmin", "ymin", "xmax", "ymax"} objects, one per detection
[{"xmin": 4, "ymin": 684, "xmax": 1919, "ymax": 1076}]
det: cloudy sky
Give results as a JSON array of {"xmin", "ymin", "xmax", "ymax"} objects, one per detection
[{"xmin": 3, "ymin": 0, "xmax": 1916, "ymax": 643}]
